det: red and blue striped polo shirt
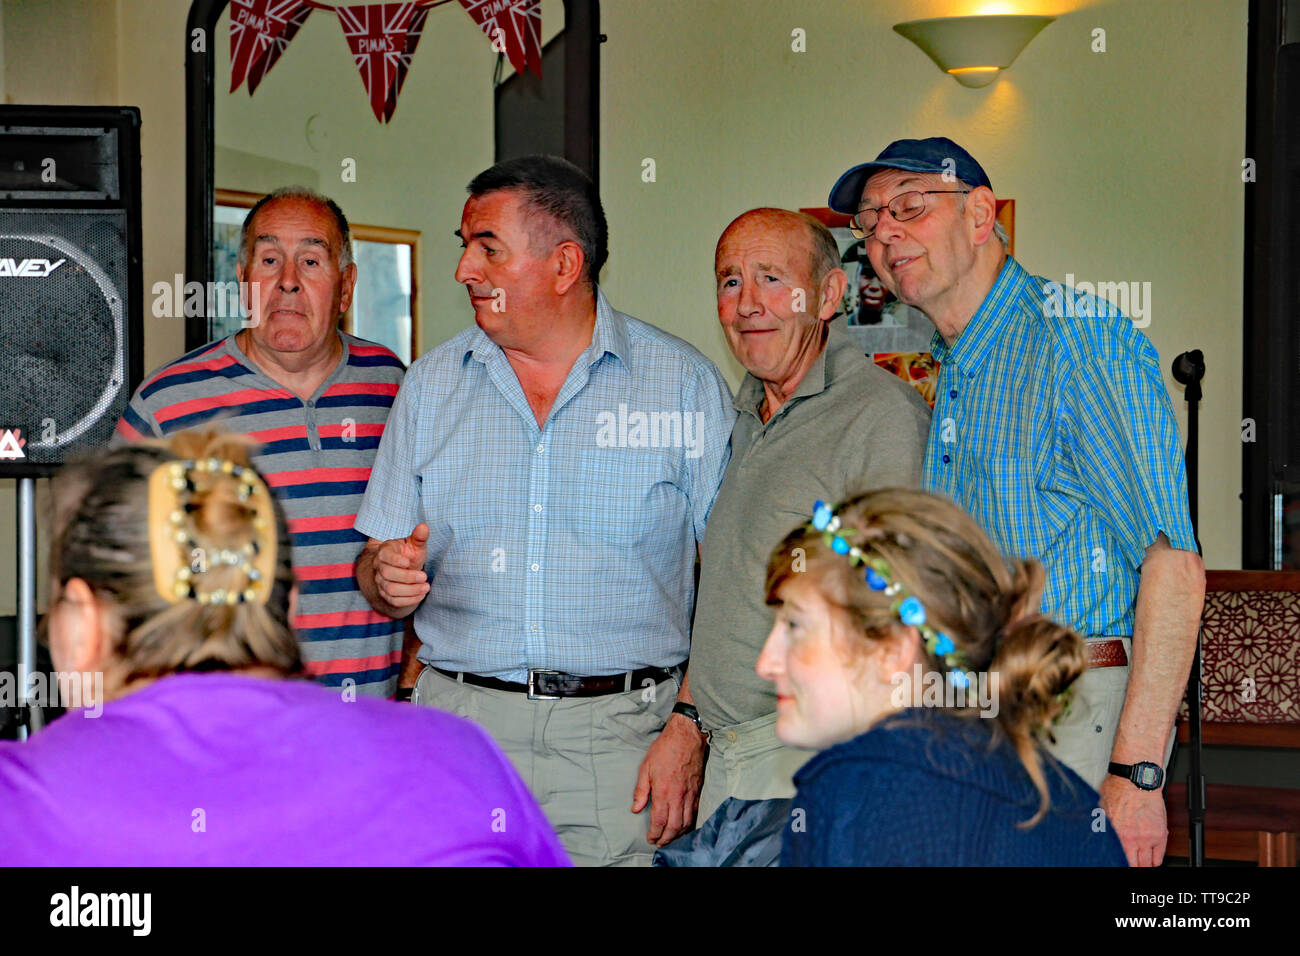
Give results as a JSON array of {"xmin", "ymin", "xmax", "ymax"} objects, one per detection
[{"xmin": 114, "ymin": 331, "xmax": 406, "ymax": 698}]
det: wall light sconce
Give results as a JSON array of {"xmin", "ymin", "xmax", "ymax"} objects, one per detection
[{"xmin": 893, "ymin": 15, "xmax": 1056, "ymax": 88}]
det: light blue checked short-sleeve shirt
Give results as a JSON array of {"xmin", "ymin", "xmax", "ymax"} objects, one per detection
[
  {"xmin": 355, "ymin": 289, "xmax": 735, "ymax": 682},
  {"xmin": 922, "ymin": 256, "xmax": 1197, "ymax": 640}
]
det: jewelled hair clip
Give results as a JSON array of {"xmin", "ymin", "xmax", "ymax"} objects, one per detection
[
  {"xmin": 808, "ymin": 499, "xmax": 974, "ymax": 687},
  {"xmin": 147, "ymin": 457, "xmax": 277, "ymax": 607}
]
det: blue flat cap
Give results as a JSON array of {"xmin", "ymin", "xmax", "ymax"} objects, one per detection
[{"xmin": 828, "ymin": 137, "xmax": 992, "ymax": 214}]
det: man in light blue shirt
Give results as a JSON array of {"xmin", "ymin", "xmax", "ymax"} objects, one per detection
[
  {"xmin": 828, "ymin": 138, "xmax": 1204, "ymax": 867},
  {"xmin": 355, "ymin": 155, "xmax": 733, "ymax": 866}
]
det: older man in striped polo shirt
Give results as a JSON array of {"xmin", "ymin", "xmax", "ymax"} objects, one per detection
[
  {"xmin": 115, "ymin": 187, "xmax": 406, "ymax": 698},
  {"xmin": 828, "ymin": 137, "xmax": 1205, "ymax": 866}
]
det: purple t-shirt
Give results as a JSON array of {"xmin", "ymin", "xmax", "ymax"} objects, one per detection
[{"xmin": 0, "ymin": 673, "xmax": 570, "ymax": 866}]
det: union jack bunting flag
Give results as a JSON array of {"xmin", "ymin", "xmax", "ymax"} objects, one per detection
[
  {"xmin": 336, "ymin": 3, "xmax": 431, "ymax": 122},
  {"xmin": 229, "ymin": 0, "xmax": 315, "ymax": 93},
  {"xmin": 247, "ymin": 2, "xmax": 314, "ymax": 94},
  {"xmin": 458, "ymin": 0, "xmax": 541, "ymax": 78}
]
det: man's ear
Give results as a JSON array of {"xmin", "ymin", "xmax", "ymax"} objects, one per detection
[
  {"xmin": 965, "ymin": 186, "xmax": 1000, "ymax": 246},
  {"xmin": 338, "ymin": 262, "xmax": 358, "ymax": 316},
  {"xmin": 552, "ymin": 240, "xmax": 586, "ymax": 297},
  {"xmin": 288, "ymin": 582, "xmax": 301, "ymax": 621},
  {"xmin": 49, "ymin": 578, "xmax": 109, "ymax": 675},
  {"xmin": 817, "ymin": 267, "xmax": 849, "ymax": 321}
]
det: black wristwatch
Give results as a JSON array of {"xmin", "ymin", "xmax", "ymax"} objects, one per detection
[
  {"xmin": 671, "ymin": 701, "xmax": 705, "ymax": 734},
  {"xmin": 1107, "ymin": 761, "xmax": 1164, "ymax": 791},
  {"xmin": 395, "ymin": 686, "xmax": 414, "ymax": 703}
]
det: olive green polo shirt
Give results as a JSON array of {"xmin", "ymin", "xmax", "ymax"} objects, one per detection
[{"xmin": 690, "ymin": 320, "xmax": 932, "ymax": 729}]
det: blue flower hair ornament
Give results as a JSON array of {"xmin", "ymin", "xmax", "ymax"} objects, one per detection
[{"xmin": 808, "ymin": 499, "xmax": 974, "ymax": 687}]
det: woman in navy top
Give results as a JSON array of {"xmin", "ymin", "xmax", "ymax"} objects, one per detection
[{"xmin": 759, "ymin": 489, "xmax": 1127, "ymax": 866}]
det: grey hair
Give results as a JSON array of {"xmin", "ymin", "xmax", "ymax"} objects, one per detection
[
  {"xmin": 802, "ymin": 212, "xmax": 844, "ymax": 285},
  {"xmin": 237, "ymin": 186, "xmax": 354, "ymax": 271}
]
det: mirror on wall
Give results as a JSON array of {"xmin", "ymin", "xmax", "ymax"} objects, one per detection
[{"xmin": 189, "ymin": 0, "xmax": 594, "ymax": 359}]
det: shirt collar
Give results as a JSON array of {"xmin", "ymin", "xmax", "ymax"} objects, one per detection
[
  {"xmin": 228, "ymin": 329, "xmax": 351, "ymax": 393},
  {"xmin": 463, "ymin": 285, "xmax": 629, "ymax": 371},
  {"xmin": 733, "ymin": 319, "xmax": 851, "ymax": 419},
  {"xmin": 929, "ymin": 255, "xmax": 1029, "ymax": 379}
]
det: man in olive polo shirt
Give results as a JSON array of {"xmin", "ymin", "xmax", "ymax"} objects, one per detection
[{"xmin": 684, "ymin": 208, "xmax": 931, "ymax": 824}]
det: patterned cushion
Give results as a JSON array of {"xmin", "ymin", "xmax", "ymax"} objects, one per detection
[{"xmin": 1181, "ymin": 587, "xmax": 1300, "ymax": 724}]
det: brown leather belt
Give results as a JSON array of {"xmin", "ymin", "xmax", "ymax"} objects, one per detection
[
  {"xmin": 1088, "ymin": 638, "xmax": 1129, "ymax": 669},
  {"xmin": 431, "ymin": 665, "xmax": 679, "ymax": 700}
]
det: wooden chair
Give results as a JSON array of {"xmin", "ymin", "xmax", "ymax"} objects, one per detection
[{"xmin": 1165, "ymin": 570, "xmax": 1300, "ymax": 865}]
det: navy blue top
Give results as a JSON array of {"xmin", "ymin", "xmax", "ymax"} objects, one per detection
[{"xmin": 782, "ymin": 710, "xmax": 1128, "ymax": 866}]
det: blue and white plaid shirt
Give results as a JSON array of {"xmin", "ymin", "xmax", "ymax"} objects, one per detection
[
  {"xmin": 355, "ymin": 289, "xmax": 735, "ymax": 682},
  {"xmin": 922, "ymin": 256, "xmax": 1197, "ymax": 639}
]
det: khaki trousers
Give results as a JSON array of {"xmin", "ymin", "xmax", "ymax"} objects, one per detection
[
  {"xmin": 697, "ymin": 711, "xmax": 814, "ymax": 826},
  {"xmin": 1042, "ymin": 638, "xmax": 1176, "ymax": 790},
  {"xmin": 414, "ymin": 665, "xmax": 676, "ymax": 867}
]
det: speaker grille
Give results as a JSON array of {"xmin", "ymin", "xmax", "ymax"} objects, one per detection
[{"xmin": 0, "ymin": 209, "xmax": 129, "ymax": 464}]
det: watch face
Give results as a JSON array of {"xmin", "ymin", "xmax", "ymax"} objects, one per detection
[{"xmin": 1135, "ymin": 764, "xmax": 1162, "ymax": 788}]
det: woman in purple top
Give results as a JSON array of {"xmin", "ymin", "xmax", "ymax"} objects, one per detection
[{"xmin": 0, "ymin": 429, "xmax": 568, "ymax": 866}]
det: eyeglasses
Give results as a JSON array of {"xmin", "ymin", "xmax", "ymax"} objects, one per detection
[{"xmin": 848, "ymin": 190, "xmax": 971, "ymax": 240}]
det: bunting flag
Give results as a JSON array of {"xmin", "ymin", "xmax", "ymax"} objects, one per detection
[
  {"xmin": 457, "ymin": 0, "xmax": 541, "ymax": 78},
  {"xmin": 336, "ymin": 3, "xmax": 431, "ymax": 123},
  {"xmin": 229, "ymin": 0, "xmax": 315, "ymax": 93},
  {"xmin": 227, "ymin": 0, "xmax": 544, "ymax": 124},
  {"xmin": 247, "ymin": 3, "xmax": 314, "ymax": 94}
]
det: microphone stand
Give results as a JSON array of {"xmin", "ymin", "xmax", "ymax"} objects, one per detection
[{"xmin": 1171, "ymin": 349, "xmax": 1205, "ymax": 867}]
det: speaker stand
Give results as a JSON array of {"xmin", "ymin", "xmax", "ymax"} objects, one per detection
[{"xmin": 15, "ymin": 478, "xmax": 43, "ymax": 739}]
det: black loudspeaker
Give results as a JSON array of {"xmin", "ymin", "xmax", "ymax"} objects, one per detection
[{"xmin": 0, "ymin": 106, "xmax": 143, "ymax": 478}]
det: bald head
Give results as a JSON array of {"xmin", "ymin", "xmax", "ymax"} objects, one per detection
[{"xmin": 715, "ymin": 208, "xmax": 841, "ymax": 288}]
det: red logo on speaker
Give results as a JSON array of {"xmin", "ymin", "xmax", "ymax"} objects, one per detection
[{"xmin": 0, "ymin": 429, "xmax": 26, "ymax": 460}]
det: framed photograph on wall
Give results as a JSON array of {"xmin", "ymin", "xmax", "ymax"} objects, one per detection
[
  {"xmin": 800, "ymin": 200, "xmax": 1015, "ymax": 409},
  {"xmin": 214, "ymin": 189, "xmax": 421, "ymax": 365}
]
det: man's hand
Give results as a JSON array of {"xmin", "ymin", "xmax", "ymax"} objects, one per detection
[
  {"xmin": 1099, "ymin": 775, "xmax": 1168, "ymax": 867},
  {"xmin": 631, "ymin": 715, "xmax": 707, "ymax": 847},
  {"xmin": 358, "ymin": 525, "xmax": 430, "ymax": 619},
  {"xmin": 1103, "ymin": 535, "xmax": 1202, "ymax": 867}
]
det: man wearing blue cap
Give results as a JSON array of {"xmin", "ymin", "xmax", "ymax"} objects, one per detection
[{"xmin": 827, "ymin": 138, "xmax": 1204, "ymax": 867}]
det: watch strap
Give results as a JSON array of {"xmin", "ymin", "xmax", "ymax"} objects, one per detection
[{"xmin": 671, "ymin": 701, "xmax": 703, "ymax": 732}]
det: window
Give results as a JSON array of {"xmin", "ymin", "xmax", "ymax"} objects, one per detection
[{"xmin": 214, "ymin": 190, "xmax": 418, "ymax": 364}]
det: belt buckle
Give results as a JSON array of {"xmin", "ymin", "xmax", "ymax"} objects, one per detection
[{"xmin": 527, "ymin": 669, "xmax": 563, "ymax": 701}]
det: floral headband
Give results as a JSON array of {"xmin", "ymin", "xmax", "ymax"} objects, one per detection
[{"xmin": 809, "ymin": 499, "xmax": 974, "ymax": 688}]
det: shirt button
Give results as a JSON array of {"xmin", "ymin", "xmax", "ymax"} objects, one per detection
[
  {"xmin": 536, "ymin": 445, "xmax": 544, "ymax": 454},
  {"xmin": 726, "ymin": 730, "xmax": 738, "ymax": 742},
  {"xmin": 949, "ymin": 389, "xmax": 957, "ymax": 399},
  {"xmin": 530, "ymin": 563, "xmax": 540, "ymax": 572},
  {"xmin": 533, "ymin": 504, "xmax": 542, "ymax": 513},
  {"xmin": 942, "ymin": 454, "xmax": 951, "ymax": 464},
  {"xmin": 306, "ymin": 400, "xmax": 315, "ymax": 408}
]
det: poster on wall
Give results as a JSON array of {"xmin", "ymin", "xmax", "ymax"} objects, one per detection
[{"xmin": 800, "ymin": 200, "xmax": 1015, "ymax": 410}]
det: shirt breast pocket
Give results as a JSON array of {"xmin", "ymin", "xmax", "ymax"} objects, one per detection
[
  {"xmin": 959, "ymin": 453, "xmax": 1041, "ymax": 552},
  {"xmin": 417, "ymin": 436, "xmax": 524, "ymax": 552},
  {"xmin": 568, "ymin": 445, "xmax": 680, "ymax": 549}
]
